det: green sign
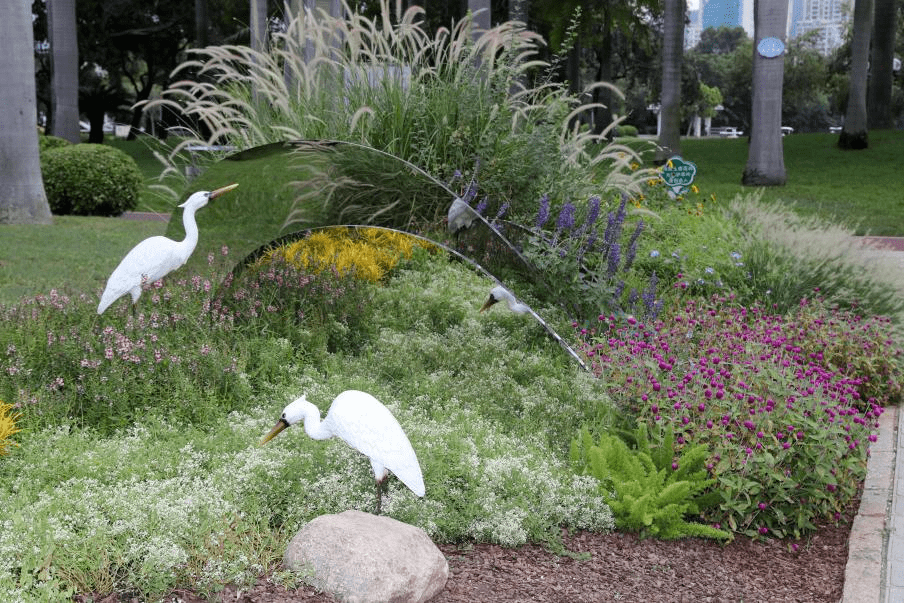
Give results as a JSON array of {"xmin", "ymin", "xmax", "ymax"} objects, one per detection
[{"xmin": 661, "ymin": 156, "xmax": 697, "ymax": 197}]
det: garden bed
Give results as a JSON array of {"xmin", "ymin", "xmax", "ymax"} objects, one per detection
[{"xmin": 77, "ymin": 511, "xmax": 853, "ymax": 602}]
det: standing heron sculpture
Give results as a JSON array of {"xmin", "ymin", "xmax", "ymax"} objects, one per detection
[{"xmin": 97, "ymin": 183, "xmax": 238, "ymax": 314}]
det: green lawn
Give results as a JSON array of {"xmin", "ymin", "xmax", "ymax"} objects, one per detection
[
  {"xmin": 0, "ymin": 215, "xmax": 165, "ymax": 305},
  {"xmin": 679, "ymin": 130, "xmax": 904, "ymax": 236}
]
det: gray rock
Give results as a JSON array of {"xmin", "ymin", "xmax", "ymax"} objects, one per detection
[{"xmin": 284, "ymin": 510, "xmax": 448, "ymax": 603}]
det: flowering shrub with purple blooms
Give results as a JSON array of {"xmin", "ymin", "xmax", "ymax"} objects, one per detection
[
  {"xmin": 518, "ymin": 193, "xmax": 661, "ymax": 323},
  {"xmin": 577, "ymin": 294, "xmax": 900, "ymax": 539}
]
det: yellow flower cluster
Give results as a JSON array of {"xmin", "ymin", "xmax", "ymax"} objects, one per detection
[
  {"xmin": 261, "ymin": 227, "xmax": 438, "ymax": 283},
  {"xmin": 0, "ymin": 401, "xmax": 21, "ymax": 456}
]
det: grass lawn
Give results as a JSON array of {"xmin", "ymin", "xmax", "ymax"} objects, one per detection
[
  {"xmin": 0, "ymin": 215, "xmax": 165, "ymax": 306},
  {"xmin": 678, "ymin": 130, "xmax": 904, "ymax": 236}
]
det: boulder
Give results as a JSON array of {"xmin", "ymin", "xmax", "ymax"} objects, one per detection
[{"xmin": 284, "ymin": 510, "xmax": 448, "ymax": 603}]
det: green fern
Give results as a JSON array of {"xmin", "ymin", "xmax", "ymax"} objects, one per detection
[{"xmin": 571, "ymin": 425, "xmax": 730, "ymax": 540}]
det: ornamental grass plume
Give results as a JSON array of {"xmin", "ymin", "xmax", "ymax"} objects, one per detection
[
  {"xmin": 141, "ymin": 0, "xmax": 654, "ymax": 213},
  {"xmin": 0, "ymin": 400, "xmax": 21, "ymax": 455}
]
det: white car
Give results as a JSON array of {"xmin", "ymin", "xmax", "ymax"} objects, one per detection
[
  {"xmin": 719, "ymin": 127, "xmax": 743, "ymax": 138},
  {"xmin": 781, "ymin": 126, "xmax": 794, "ymax": 136}
]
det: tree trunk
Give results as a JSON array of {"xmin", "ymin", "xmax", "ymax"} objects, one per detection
[
  {"xmin": 250, "ymin": 0, "xmax": 269, "ymax": 105},
  {"xmin": 0, "ymin": 0, "xmax": 52, "ymax": 224},
  {"xmin": 48, "ymin": 0, "xmax": 80, "ymax": 144},
  {"xmin": 508, "ymin": 0, "xmax": 528, "ymax": 23},
  {"xmin": 657, "ymin": 0, "xmax": 685, "ymax": 161},
  {"xmin": 742, "ymin": 0, "xmax": 788, "ymax": 186},
  {"xmin": 592, "ymin": 16, "xmax": 614, "ymax": 138},
  {"xmin": 468, "ymin": 0, "xmax": 492, "ymax": 38},
  {"xmin": 195, "ymin": 0, "xmax": 209, "ymax": 48},
  {"xmin": 838, "ymin": 0, "xmax": 873, "ymax": 149},
  {"xmin": 867, "ymin": 0, "xmax": 895, "ymax": 129}
]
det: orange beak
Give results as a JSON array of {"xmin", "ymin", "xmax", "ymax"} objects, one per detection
[
  {"xmin": 260, "ymin": 418, "xmax": 288, "ymax": 445},
  {"xmin": 209, "ymin": 183, "xmax": 239, "ymax": 199},
  {"xmin": 479, "ymin": 296, "xmax": 498, "ymax": 313}
]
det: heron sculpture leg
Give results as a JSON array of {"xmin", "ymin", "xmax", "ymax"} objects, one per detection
[{"xmin": 374, "ymin": 478, "xmax": 387, "ymax": 515}]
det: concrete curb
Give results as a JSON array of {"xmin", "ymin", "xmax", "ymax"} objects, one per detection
[{"xmin": 842, "ymin": 405, "xmax": 897, "ymax": 602}]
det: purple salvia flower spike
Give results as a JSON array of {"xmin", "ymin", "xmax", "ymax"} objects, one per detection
[{"xmin": 535, "ymin": 194, "xmax": 550, "ymax": 230}]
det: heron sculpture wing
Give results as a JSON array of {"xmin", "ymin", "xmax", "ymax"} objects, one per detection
[
  {"xmin": 98, "ymin": 237, "xmax": 184, "ymax": 312},
  {"xmin": 327, "ymin": 391, "xmax": 426, "ymax": 496}
]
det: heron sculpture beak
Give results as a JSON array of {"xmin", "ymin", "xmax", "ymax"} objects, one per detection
[
  {"xmin": 260, "ymin": 418, "xmax": 289, "ymax": 445},
  {"xmin": 479, "ymin": 295, "xmax": 498, "ymax": 313},
  {"xmin": 209, "ymin": 183, "xmax": 239, "ymax": 199}
]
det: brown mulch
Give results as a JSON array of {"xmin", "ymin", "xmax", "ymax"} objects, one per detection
[{"xmin": 77, "ymin": 518, "xmax": 851, "ymax": 603}]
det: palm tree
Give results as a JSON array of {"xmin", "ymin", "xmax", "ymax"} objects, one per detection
[
  {"xmin": 250, "ymin": 0, "xmax": 268, "ymax": 56},
  {"xmin": 195, "ymin": 0, "xmax": 208, "ymax": 47},
  {"xmin": 867, "ymin": 0, "xmax": 895, "ymax": 129},
  {"xmin": 468, "ymin": 0, "xmax": 492, "ymax": 39},
  {"xmin": 0, "ymin": 0, "xmax": 52, "ymax": 224},
  {"xmin": 47, "ymin": 0, "xmax": 80, "ymax": 143},
  {"xmin": 742, "ymin": 0, "xmax": 788, "ymax": 186},
  {"xmin": 838, "ymin": 0, "xmax": 873, "ymax": 149},
  {"xmin": 657, "ymin": 0, "xmax": 684, "ymax": 162}
]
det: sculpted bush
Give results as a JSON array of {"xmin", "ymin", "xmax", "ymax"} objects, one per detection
[{"xmin": 41, "ymin": 144, "xmax": 143, "ymax": 216}]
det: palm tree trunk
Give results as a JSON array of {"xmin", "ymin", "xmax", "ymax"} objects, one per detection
[
  {"xmin": 838, "ymin": 0, "xmax": 873, "ymax": 149},
  {"xmin": 48, "ymin": 0, "xmax": 80, "ymax": 144},
  {"xmin": 657, "ymin": 0, "xmax": 684, "ymax": 161},
  {"xmin": 867, "ymin": 0, "xmax": 894, "ymax": 129},
  {"xmin": 0, "ymin": 0, "xmax": 53, "ymax": 224},
  {"xmin": 195, "ymin": 0, "xmax": 209, "ymax": 48},
  {"xmin": 742, "ymin": 0, "xmax": 788, "ymax": 186}
]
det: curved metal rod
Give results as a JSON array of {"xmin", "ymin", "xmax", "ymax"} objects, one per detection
[{"xmin": 225, "ymin": 225, "xmax": 590, "ymax": 374}]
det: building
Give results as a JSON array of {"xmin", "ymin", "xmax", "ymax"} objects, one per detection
[
  {"xmin": 685, "ymin": 8, "xmax": 703, "ymax": 50},
  {"xmin": 789, "ymin": 0, "xmax": 852, "ymax": 55},
  {"xmin": 700, "ymin": 0, "xmax": 753, "ymax": 37},
  {"xmin": 687, "ymin": 0, "xmax": 851, "ymax": 56},
  {"xmin": 686, "ymin": 0, "xmax": 754, "ymax": 49}
]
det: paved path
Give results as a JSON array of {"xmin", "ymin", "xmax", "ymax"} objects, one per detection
[
  {"xmin": 842, "ymin": 406, "xmax": 896, "ymax": 602},
  {"xmin": 842, "ymin": 236, "xmax": 904, "ymax": 602},
  {"xmin": 883, "ymin": 405, "xmax": 904, "ymax": 603},
  {"xmin": 120, "ymin": 211, "xmax": 170, "ymax": 222}
]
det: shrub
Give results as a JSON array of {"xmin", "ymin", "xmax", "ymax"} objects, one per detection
[
  {"xmin": 577, "ymin": 295, "xmax": 893, "ymax": 538},
  {"xmin": 615, "ymin": 125, "xmax": 639, "ymax": 137},
  {"xmin": 38, "ymin": 134, "xmax": 72, "ymax": 155},
  {"xmin": 0, "ymin": 400, "xmax": 21, "ymax": 455},
  {"xmin": 725, "ymin": 196, "xmax": 904, "ymax": 318},
  {"xmin": 145, "ymin": 0, "xmax": 651, "ymax": 219},
  {"xmin": 41, "ymin": 143, "xmax": 143, "ymax": 216}
]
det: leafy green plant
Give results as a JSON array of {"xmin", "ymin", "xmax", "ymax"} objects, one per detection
[
  {"xmin": 570, "ymin": 425, "xmax": 729, "ymax": 540},
  {"xmin": 41, "ymin": 144, "xmax": 143, "ymax": 216}
]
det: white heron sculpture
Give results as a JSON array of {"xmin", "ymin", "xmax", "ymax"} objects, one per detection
[
  {"xmin": 479, "ymin": 285, "xmax": 530, "ymax": 314},
  {"xmin": 447, "ymin": 197, "xmax": 479, "ymax": 233},
  {"xmin": 261, "ymin": 390, "xmax": 425, "ymax": 515},
  {"xmin": 97, "ymin": 183, "xmax": 238, "ymax": 314},
  {"xmin": 479, "ymin": 284, "xmax": 591, "ymax": 373}
]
